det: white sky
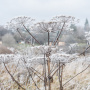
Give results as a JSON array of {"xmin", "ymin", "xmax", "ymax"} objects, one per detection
[{"xmin": 0, "ymin": 0, "xmax": 90, "ymax": 26}]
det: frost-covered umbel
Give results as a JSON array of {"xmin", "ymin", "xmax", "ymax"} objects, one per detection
[
  {"xmin": 52, "ymin": 16, "xmax": 79, "ymax": 31},
  {"xmin": 0, "ymin": 46, "xmax": 78, "ymax": 66},
  {"xmin": 0, "ymin": 45, "xmax": 90, "ymax": 90}
]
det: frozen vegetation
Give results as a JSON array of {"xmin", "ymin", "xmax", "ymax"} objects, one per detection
[
  {"xmin": 0, "ymin": 15, "xmax": 90, "ymax": 90},
  {"xmin": 0, "ymin": 46, "xmax": 90, "ymax": 90}
]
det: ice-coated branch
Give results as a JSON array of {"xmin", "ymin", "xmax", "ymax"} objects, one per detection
[
  {"xmin": 3, "ymin": 62, "xmax": 26, "ymax": 90},
  {"xmin": 22, "ymin": 24, "xmax": 41, "ymax": 45}
]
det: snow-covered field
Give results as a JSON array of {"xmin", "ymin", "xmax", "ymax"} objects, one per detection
[{"xmin": 0, "ymin": 46, "xmax": 90, "ymax": 90}]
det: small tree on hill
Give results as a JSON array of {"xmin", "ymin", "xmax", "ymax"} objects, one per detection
[{"xmin": 84, "ymin": 18, "xmax": 90, "ymax": 32}]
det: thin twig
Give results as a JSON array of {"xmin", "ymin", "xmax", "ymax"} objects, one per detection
[
  {"xmin": 63, "ymin": 64, "xmax": 90, "ymax": 86},
  {"xmin": 80, "ymin": 45, "xmax": 90, "ymax": 56},
  {"xmin": 54, "ymin": 22, "xmax": 65, "ymax": 45},
  {"xmin": 59, "ymin": 61, "xmax": 61, "ymax": 90},
  {"xmin": 22, "ymin": 24, "xmax": 41, "ymax": 45},
  {"xmin": 29, "ymin": 68, "xmax": 44, "ymax": 81},
  {"xmin": 23, "ymin": 59, "xmax": 41, "ymax": 90},
  {"xmin": 31, "ymin": 67, "xmax": 44, "ymax": 77},
  {"xmin": 3, "ymin": 62, "xmax": 26, "ymax": 90},
  {"xmin": 44, "ymin": 52, "xmax": 47, "ymax": 90},
  {"xmin": 51, "ymin": 64, "xmax": 64, "ymax": 77},
  {"xmin": 30, "ymin": 75, "xmax": 40, "ymax": 90}
]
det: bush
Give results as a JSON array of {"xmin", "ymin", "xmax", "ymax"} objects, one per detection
[{"xmin": 2, "ymin": 33, "xmax": 16, "ymax": 47}]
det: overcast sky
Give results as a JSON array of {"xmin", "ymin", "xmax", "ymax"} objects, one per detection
[{"xmin": 0, "ymin": 0, "xmax": 90, "ymax": 26}]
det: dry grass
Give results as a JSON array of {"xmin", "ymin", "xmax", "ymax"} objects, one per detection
[
  {"xmin": 0, "ymin": 55, "xmax": 90, "ymax": 90},
  {"xmin": 0, "ymin": 45, "xmax": 12, "ymax": 54}
]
